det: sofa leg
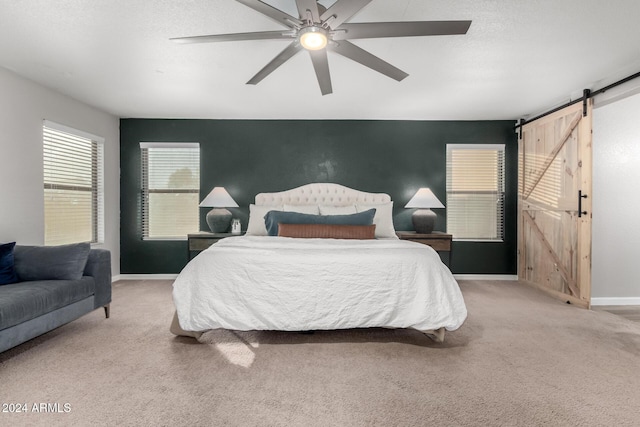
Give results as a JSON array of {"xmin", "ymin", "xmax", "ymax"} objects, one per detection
[{"xmin": 104, "ymin": 304, "xmax": 110, "ymax": 319}]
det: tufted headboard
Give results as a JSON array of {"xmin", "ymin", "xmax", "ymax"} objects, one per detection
[{"xmin": 255, "ymin": 183, "xmax": 391, "ymax": 206}]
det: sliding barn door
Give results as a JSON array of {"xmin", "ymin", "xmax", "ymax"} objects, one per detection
[{"xmin": 518, "ymin": 101, "xmax": 592, "ymax": 307}]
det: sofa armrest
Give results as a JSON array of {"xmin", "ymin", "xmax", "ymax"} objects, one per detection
[{"xmin": 84, "ymin": 249, "xmax": 112, "ymax": 309}]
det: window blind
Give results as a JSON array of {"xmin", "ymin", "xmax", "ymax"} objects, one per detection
[
  {"xmin": 446, "ymin": 144, "xmax": 505, "ymax": 241},
  {"xmin": 140, "ymin": 143, "xmax": 200, "ymax": 240},
  {"xmin": 43, "ymin": 121, "xmax": 104, "ymax": 245}
]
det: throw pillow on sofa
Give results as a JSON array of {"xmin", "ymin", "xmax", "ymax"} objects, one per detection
[
  {"xmin": 13, "ymin": 242, "xmax": 91, "ymax": 281},
  {"xmin": 0, "ymin": 241, "xmax": 18, "ymax": 285}
]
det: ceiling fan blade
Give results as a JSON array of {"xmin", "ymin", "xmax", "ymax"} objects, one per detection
[
  {"xmin": 332, "ymin": 21, "xmax": 472, "ymax": 40},
  {"xmin": 247, "ymin": 41, "xmax": 303, "ymax": 85},
  {"xmin": 320, "ymin": 0, "xmax": 372, "ymax": 29},
  {"xmin": 308, "ymin": 49, "xmax": 333, "ymax": 95},
  {"xmin": 295, "ymin": 0, "xmax": 320, "ymax": 23},
  {"xmin": 236, "ymin": 0, "xmax": 302, "ymax": 28},
  {"xmin": 329, "ymin": 40, "xmax": 408, "ymax": 81},
  {"xmin": 170, "ymin": 31, "xmax": 292, "ymax": 44}
]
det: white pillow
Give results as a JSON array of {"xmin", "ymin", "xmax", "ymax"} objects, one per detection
[
  {"xmin": 319, "ymin": 205, "xmax": 357, "ymax": 215},
  {"xmin": 283, "ymin": 204, "xmax": 320, "ymax": 215},
  {"xmin": 356, "ymin": 202, "xmax": 398, "ymax": 239},
  {"xmin": 246, "ymin": 204, "xmax": 283, "ymax": 236}
]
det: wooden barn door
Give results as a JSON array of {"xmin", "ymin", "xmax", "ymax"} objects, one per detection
[{"xmin": 518, "ymin": 101, "xmax": 592, "ymax": 307}]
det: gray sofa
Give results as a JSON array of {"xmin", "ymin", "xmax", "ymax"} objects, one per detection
[{"xmin": 0, "ymin": 243, "xmax": 111, "ymax": 353}]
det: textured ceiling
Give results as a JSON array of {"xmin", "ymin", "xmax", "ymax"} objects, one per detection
[{"xmin": 0, "ymin": 0, "xmax": 639, "ymax": 120}]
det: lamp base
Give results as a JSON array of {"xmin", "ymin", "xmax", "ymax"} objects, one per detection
[
  {"xmin": 412, "ymin": 209, "xmax": 437, "ymax": 234},
  {"xmin": 206, "ymin": 208, "xmax": 232, "ymax": 233}
]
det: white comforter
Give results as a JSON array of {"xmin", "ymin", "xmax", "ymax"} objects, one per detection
[{"xmin": 173, "ymin": 236, "xmax": 467, "ymax": 333}]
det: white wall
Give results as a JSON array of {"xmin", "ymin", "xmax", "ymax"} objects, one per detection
[
  {"xmin": 0, "ymin": 67, "xmax": 120, "ymax": 276},
  {"xmin": 591, "ymin": 88, "xmax": 640, "ymax": 303}
]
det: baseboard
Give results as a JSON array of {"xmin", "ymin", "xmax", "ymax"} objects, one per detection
[
  {"xmin": 116, "ymin": 274, "xmax": 179, "ymax": 281},
  {"xmin": 113, "ymin": 273, "xmax": 516, "ymax": 282},
  {"xmin": 110, "ymin": 275, "xmax": 637, "ymax": 304},
  {"xmin": 454, "ymin": 274, "xmax": 518, "ymax": 281},
  {"xmin": 590, "ymin": 297, "xmax": 640, "ymax": 306}
]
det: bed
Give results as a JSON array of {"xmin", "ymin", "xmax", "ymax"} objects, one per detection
[{"xmin": 171, "ymin": 183, "xmax": 467, "ymax": 342}]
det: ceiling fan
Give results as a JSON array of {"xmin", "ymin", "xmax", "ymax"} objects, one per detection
[{"xmin": 170, "ymin": 0, "xmax": 471, "ymax": 95}]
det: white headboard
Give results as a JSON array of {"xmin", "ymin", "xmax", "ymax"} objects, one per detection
[{"xmin": 255, "ymin": 183, "xmax": 391, "ymax": 206}]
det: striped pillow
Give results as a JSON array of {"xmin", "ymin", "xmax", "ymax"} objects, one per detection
[{"xmin": 277, "ymin": 223, "xmax": 376, "ymax": 240}]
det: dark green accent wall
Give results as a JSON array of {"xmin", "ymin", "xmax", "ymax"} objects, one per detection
[{"xmin": 120, "ymin": 119, "xmax": 517, "ymax": 275}]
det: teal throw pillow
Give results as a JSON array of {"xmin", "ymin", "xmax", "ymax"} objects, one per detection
[{"xmin": 0, "ymin": 242, "xmax": 18, "ymax": 285}]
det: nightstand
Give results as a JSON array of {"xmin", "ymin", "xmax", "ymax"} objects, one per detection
[
  {"xmin": 396, "ymin": 231, "xmax": 453, "ymax": 267},
  {"xmin": 187, "ymin": 232, "xmax": 245, "ymax": 260}
]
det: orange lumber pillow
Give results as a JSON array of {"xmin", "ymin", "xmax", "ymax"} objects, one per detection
[{"xmin": 277, "ymin": 223, "xmax": 376, "ymax": 240}]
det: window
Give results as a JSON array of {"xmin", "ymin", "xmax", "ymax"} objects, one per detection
[
  {"xmin": 140, "ymin": 143, "xmax": 200, "ymax": 240},
  {"xmin": 43, "ymin": 121, "xmax": 104, "ymax": 245},
  {"xmin": 446, "ymin": 144, "xmax": 505, "ymax": 241}
]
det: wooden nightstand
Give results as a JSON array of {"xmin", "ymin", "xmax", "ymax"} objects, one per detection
[
  {"xmin": 396, "ymin": 231, "xmax": 453, "ymax": 267},
  {"xmin": 187, "ymin": 232, "xmax": 245, "ymax": 260}
]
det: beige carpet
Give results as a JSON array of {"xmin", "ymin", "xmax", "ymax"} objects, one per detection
[{"xmin": 1, "ymin": 279, "xmax": 639, "ymax": 427}]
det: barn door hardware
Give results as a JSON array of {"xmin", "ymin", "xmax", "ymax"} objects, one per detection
[
  {"xmin": 582, "ymin": 89, "xmax": 591, "ymax": 117},
  {"xmin": 578, "ymin": 190, "xmax": 588, "ymax": 217},
  {"xmin": 518, "ymin": 118, "xmax": 525, "ymax": 139}
]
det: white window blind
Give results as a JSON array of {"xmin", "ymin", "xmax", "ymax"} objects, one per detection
[
  {"xmin": 43, "ymin": 121, "xmax": 104, "ymax": 246},
  {"xmin": 446, "ymin": 144, "xmax": 505, "ymax": 241},
  {"xmin": 140, "ymin": 143, "xmax": 200, "ymax": 240}
]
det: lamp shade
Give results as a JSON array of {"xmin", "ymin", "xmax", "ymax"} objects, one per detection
[
  {"xmin": 404, "ymin": 188, "xmax": 444, "ymax": 209},
  {"xmin": 199, "ymin": 187, "xmax": 239, "ymax": 208}
]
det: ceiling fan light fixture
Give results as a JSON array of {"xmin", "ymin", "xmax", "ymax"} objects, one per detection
[{"xmin": 299, "ymin": 26, "xmax": 328, "ymax": 50}]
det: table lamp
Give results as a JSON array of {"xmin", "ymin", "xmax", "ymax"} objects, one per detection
[
  {"xmin": 404, "ymin": 188, "xmax": 445, "ymax": 234},
  {"xmin": 199, "ymin": 187, "xmax": 239, "ymax": 233}
]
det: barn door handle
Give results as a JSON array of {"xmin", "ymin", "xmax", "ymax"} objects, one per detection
[{"xmin": 578, "ymin": 190, "xmax": 588, "ymax": 217}]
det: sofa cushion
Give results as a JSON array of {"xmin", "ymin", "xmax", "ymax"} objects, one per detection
[
  {"xmin": 14, "ymin": 243, "xmax": 91, "ymax": 281},
  {"xmin": 0, "ymin": 277, "xmax": 95, "ymax": 330},
  {"xmin": 0, "ymin": 242, "xmax": 18, "ymax": 285}
]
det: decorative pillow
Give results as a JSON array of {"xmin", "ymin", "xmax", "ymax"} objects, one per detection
[
  {"xmin": 0, "ymin": 242, "xmax": 18, "ymax": 286},
  {"xmin": 264, "ymin": 209, "xmax": 376, "ymax": 236},
  {"xmin": 13, "ymin": 242, "xmax": 91, "ymax": 281},
  {"xmin": 246, "ymin": 204, "xmax": 283, "ymax": 236},
  {"xmin": 283, "ymin": 204, "xmax": 320, "ymax": 215},
  {"xmin": 278, "ymin": 223, "xmax": 376, "ymax": 240},
  {"xmin": 318, "ymin": 205, "xmax": 357, "ymax": 215},
  {"xmin": 356, "ymin": 202, "xmax": 398, "ymax": 239}
]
